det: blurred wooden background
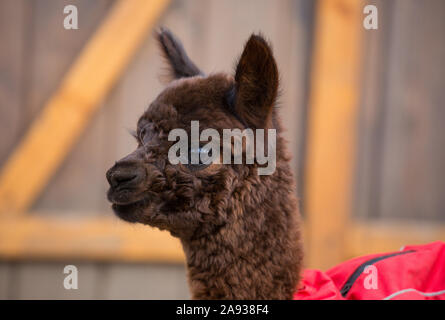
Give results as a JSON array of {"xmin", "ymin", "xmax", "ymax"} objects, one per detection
[{"xmin": 0, "ymin": 0, "xmax": 444, "ymax": 299}]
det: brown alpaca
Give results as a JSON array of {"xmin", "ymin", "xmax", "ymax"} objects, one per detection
[{"xmin": 106, "ymin": 28, "xmax": 303, "ymax": 299}]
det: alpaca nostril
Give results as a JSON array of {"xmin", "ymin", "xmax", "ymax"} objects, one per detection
[
  {"xmin": 106, "ymin": 161, "xmax": 147, "ymax": 189},
  {"xmin": 109, "ymin": 172, "xmax": 138, "ymax": 188},
  {"xmin": 115, "ymin": 174, "xmax": 137, "ymax": 185}
]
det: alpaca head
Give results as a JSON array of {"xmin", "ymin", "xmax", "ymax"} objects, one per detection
[{"xmin": 106, "ymin": 28, "xmax": 281, "ymax": 240}]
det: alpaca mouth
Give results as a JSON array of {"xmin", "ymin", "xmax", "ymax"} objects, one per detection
[
  {"xmin": 109, "ymin": 191, "xmax": 151, "ymax": 223},
  {"xmin": 111, "ymin": 196, "xmax": 147, "ymax": 209}
]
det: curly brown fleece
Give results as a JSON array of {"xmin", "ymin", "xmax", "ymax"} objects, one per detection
[{"xmin": 106, "ymin": 28, "xmax": 303, "ymax": 299}]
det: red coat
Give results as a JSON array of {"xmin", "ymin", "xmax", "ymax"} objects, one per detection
[{"xmin": 294, "ymin": 241, "xmax": 445, "ymax": 300}]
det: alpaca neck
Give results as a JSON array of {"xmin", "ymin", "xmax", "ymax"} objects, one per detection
[{"xmin": 181, "ymin": 183, "xmax": 302, "ymax": 299}]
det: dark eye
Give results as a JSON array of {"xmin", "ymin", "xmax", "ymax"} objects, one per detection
[
  {"xmin": 139, "ymin": 128, "xmax": 147, "ymax": 144},
  {"xmin": 185, "ymin": 146, "xmax": 212, "ymax": 172}
]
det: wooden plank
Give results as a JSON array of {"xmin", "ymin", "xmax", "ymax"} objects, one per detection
[
  {"xmin": 23, "ymin": 0, "xmax": 113, "ymax": 129},
  {"xmin": 304, "ymin": 0, "xmax": 363, "ymax": 269},
  {"xmin": 31, "ymin": 0, "xmax": 113, "ymax": 214},
  {"xmin": 270, "ymin": 0, "xmax": 314, "ymax": 194},
  {"xmin": 378, "ymin": 0, "xmax": 445, "ymax": 221},
  {"xmin": 0, "ymin": 0, "xmax": 171, "ymax": 215},
  {"xmin": 11, "ymin": 262, "xmax": 98, "ymax": 299},
  {"xmin": 103, "ymin": 264, "xmax": 189, "ymax": 299},
  {"xmin": 1, "ymin": 213, "xmax": 443, "ymax": 266},
  {"xmin": 7, "ymin": 262, "xmax": 188, "ymax": 299},
  {"xmin": 0, "ymin": 263, "xmax": 12, "ymax": 299},
  {"xmin": 0, "ymin": 0, "xmax": 28, "ymax": 166},
  {"xmin": 347, "ymin": 221, "xmax": 445, "ymax": 259},
  {"xmin": 353, "ymin": 0, "xmax": 393, "ymax": 220},
  {"xmin": 0, "ymin": 214, "xmax": 184, "ymax": 262}
]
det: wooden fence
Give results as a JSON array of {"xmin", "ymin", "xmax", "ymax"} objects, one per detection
[{"xmin": 0, "ymin": 0, "xmax": 444, "ymax": 298}]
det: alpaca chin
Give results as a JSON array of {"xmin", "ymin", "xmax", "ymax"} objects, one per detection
[{"xmin": 111, "ymin": 196, "xmax": 151, "ymax": 223}]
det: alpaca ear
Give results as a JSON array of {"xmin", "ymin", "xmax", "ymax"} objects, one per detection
[
  {"xmin": 156, "ymin": 27, "xmax": 203, "ymax": 81},
  {"xmin": 233, "ymin": 34, "xmax": 279, "ymax": 129}
]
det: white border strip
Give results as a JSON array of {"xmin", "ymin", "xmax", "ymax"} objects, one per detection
[{"xmin": 384, "ymin": 288, "xmax": 445, "ymax": 300}]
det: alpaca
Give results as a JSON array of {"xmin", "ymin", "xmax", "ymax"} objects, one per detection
[{"xmin": 106, "ymin": 28, "xmax": 303, "ymax": 299}]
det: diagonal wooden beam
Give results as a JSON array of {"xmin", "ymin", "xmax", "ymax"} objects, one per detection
[
  {"xmin": 0, "ymin": 0, "xmax": 170, "ymax": 215},
  {"xmin": 304, "ymin": 0, "xmax": 363, "ymax": 270}
]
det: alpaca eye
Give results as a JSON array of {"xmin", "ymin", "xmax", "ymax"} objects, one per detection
[
  {"xmin": 185, "ymin": 147, "xmax": 212, "ymax": 171},
  {"xmin": 138, "ymin": 128, "xmax": 147, "ymax": 146},
  {"xmin": 138, "ymin": 128, "xmax": 147, "ymax": 145}
]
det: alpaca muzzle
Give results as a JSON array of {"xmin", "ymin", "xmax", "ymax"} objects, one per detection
[{"xmin": 106, "ymin": 161, "xmax": 147, "ymax": 204}]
